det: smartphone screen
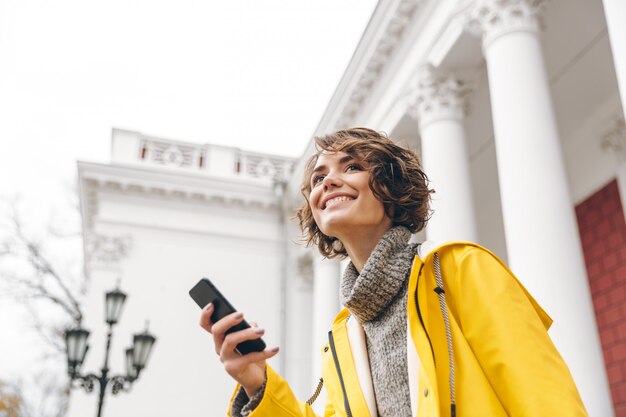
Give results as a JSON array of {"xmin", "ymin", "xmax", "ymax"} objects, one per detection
[{"xmin": 189, "ymin": 278, "xmax": 266, "ymax": 355}]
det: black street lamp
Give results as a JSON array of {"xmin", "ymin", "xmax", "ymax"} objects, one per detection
[{"xmin": 64, "ymin": 286, "xmax": 156, "ymax": 417}]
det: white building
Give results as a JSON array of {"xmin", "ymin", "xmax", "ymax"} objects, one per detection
[
  {"xmin": 72, "ymin": 0, "xmax": 626, "ymax": 416},
  {"xmin": 69, "ymin": 129, "xmax": 295, "ymax": 417}
]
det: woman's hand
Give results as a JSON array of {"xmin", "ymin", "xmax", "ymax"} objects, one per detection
[{"xmin": 199, "ymin": 303, "xmax": 279, "ymax": 398}]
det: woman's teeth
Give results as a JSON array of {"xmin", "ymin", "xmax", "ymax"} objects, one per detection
[{"xmin": 325, "ymin": 196, "xmax": 353, "ymax": 208}]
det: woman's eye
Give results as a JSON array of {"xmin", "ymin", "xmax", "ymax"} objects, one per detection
[
  {"xmin": 346, "ymin": 163, "xmax": 363, "ymax": 171},
  {"xmin": 312, "ymin": 175, "xmax": 324, "ymax": 185}
]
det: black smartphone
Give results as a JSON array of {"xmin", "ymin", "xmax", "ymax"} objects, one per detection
[{"xmin": 189, "ymin": 278, "xmax": 266, "ymax": 355}]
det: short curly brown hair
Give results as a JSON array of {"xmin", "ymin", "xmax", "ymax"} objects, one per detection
[{"xmin": 296, "ymin": 127, "xmax": 433, "ymax": 258}]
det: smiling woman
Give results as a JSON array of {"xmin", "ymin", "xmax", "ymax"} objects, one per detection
[
  {"xmin": 199, "ymin": 127, "xmax": 588, "ymax": 417},
  {"xmin": 298, "ymin": 128, "xmax": 432, "ymax": 264},
  {"xmin": 308, "ymin": 151, "xmax": 391, "ymax": 266}
]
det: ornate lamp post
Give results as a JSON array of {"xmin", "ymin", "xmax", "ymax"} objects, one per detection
[{"xmin": 64, "ymin": 286, "xmax": 156, "ymax": 417}]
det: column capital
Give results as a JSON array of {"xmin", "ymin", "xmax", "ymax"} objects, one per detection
[
  {"xmin": 408, "ymin": 66, "xmax": 472, "ymax": 129},
  {"xmin": 295, "ymin": 253, "xmax": 314, "ymax": 290},
  {"xmin": 466, "ymin": 0, "xmax": 548, "ymax": 50},
  {"xmin": 601, "ymin": 116, "xmax": 626, "ymax": 161}
]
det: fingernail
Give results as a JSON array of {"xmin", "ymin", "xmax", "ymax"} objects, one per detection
[
  {"xmin": 204, "ymin": 302, "xmax": 213, "ymax": 310},
  {"xmin": 270, "ymin": 346, "xmax": 279, "ymax": 353},
  {"xmin": 253, "ymin": 328, "xmax": 265, "ymax": 335},
  {"xmin": 234, "ymin": 312, "xmax": 244, "ymax": 319}
]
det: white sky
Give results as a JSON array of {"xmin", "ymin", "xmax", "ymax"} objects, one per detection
[
  {"xmin": 0, "ymin": 0, "xmax": 377, "ymax": 202},
  {"xmin": 0, "ymin": 0, "xmax": 377, "ymax": 398}
]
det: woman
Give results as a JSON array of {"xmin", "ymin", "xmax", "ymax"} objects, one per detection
[{"xmin": 200, "ymin": 128, "xmax": 588, "ymax": 416}]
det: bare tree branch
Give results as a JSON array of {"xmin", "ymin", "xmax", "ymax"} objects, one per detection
[
  {"xmin": 0, "ymin": 194, "xmax": 85, "ymax": 417},
  {"xmin": 9, "ymin": 210, "xmax": 83, "ymax": 322},
  {"xmin": 23, "ymin": 305, "xmax": 66, "ymax": 356}
]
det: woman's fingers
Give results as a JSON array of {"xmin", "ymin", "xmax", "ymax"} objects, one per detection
[
  {"xmin": 199, "ymin": 307, "xmax": 269, "ymax": 360},
  {"xmin": 220, "ymin": 326, "xmax": 265, "ymax": 357},
  {"xmin": 212, "ymin": 311, "xmax": 244, "ymax": 337},
  {"xmin": 223, "ymin": 347, "xmax": 280, "ymax": 375},
  {"xmin": 210, "ymin": 311, "xmax": 246, "ymax": 355},
  {"xmin": 199, "ymin": 303, "xmax": 215, "ymax": 333},
  {"xmin": 198, "ymin": 307, "xmax": 277, "ymax": 394}
]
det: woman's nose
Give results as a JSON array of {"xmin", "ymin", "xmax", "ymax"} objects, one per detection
[{"xmin": 322, "ymin": 171, "xmax": 343, "ymax": 189}]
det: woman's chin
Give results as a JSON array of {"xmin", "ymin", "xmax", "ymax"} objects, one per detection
[{"xmin": 318, "ymin": 218, "xmax": 349, "ymax": 239}]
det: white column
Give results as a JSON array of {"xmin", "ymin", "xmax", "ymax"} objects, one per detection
[
  {"xmin": 411, "ymin": 66, "xmax": 478, "ymax": 242},
  {"xmin": 603, "ymin": 0, "xmax": 626, "ymax": 120},
  {"xmin": 602, "ymin": 117, "xmax": 626, "ymax": 219},
  {"xmin": 283, "ymin": 253, "xmax": 314, "ymax": 401},
  {"xmin": 468, "ymin": 1, "xmax": 613, "ymax": 416},
  {"xmin": 310, "ymin": 253, "xmax": 340, "ymax": 412}
]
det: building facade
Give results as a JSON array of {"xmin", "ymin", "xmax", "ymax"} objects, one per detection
[
  {"xmin": 73, "ymin": 0, "xmax": 626, "ymax": 416},
  {"xmin": 70, "ymin": 129, "xmax": 295, "ymax": 416}
]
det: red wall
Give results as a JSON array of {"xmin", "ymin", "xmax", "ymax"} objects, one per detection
[{"xmin": 576, "ymin": 179, "xmax": 626, "ymax": 416}]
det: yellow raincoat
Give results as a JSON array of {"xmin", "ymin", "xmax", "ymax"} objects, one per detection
[{"xmin": 228, "ymin": 242, "xmax": 588, "ymax": 416}]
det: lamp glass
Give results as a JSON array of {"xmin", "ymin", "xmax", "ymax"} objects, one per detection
[
  {"xmin": 105, "ymin": 288, "xmax": 127, "ymax": 324},
  {"xmin": 132, "ymin": 331, "xmax": 156, "ymax": 369},
  {"xmin": 79, "ymin": 344, "xmax": 90, "ymax": 371},
  {"xmin": 65, "ymin": 327, "xmax": 90, "ymax": 366},
  {"xmin": 125, "ymin": 347, "xmax": 137, "ymax": 379}
]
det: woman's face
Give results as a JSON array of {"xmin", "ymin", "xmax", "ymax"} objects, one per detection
[{"xmin": 308, "ymin": 150, "xmax": 391, "ymax": 240}]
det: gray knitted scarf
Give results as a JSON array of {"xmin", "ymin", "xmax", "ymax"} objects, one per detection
[{"xmin": 342, "ymin": 226, "xmax": 417, "ymax": 417}]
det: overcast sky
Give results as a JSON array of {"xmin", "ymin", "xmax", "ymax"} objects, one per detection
[
  {"xmin": 0, "ymin": 0, "xmax": 377, "ymax": 204},
  {"xmin": 0, "ymin": 0, "xmax": 377, "ymax": 397}
]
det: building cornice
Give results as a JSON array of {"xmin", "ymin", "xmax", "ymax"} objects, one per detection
[
  {"xmin": 326, "ymin": 0, "xmax": 426, "ymax": 131},
  {"xmin": 333, "ymin": 0, "xmax": 426, "ymax": 130},
  {"xmin": 78, "ymin": 161, "xmax": 281, "ymax": 233}
]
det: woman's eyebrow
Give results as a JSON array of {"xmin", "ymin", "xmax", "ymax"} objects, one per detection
[{"xmin": 312, "ymin": 155, "xmax": 355, "ymax": 174}]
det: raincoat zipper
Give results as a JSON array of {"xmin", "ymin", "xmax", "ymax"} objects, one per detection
[
  {"xmin": 328, "ymin": 330, "xmax": 353, "ymax": 417},
  {"xmin": 417, "ymin": 252, "xmax": 458, "ymax": 416},
  {"xmin": 415, "ymin": 262, "xmax": 436, "ymax": 366},
  {"xmin": 433, "ymin": 252, "xmax": 457, "ymax": 417}
]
